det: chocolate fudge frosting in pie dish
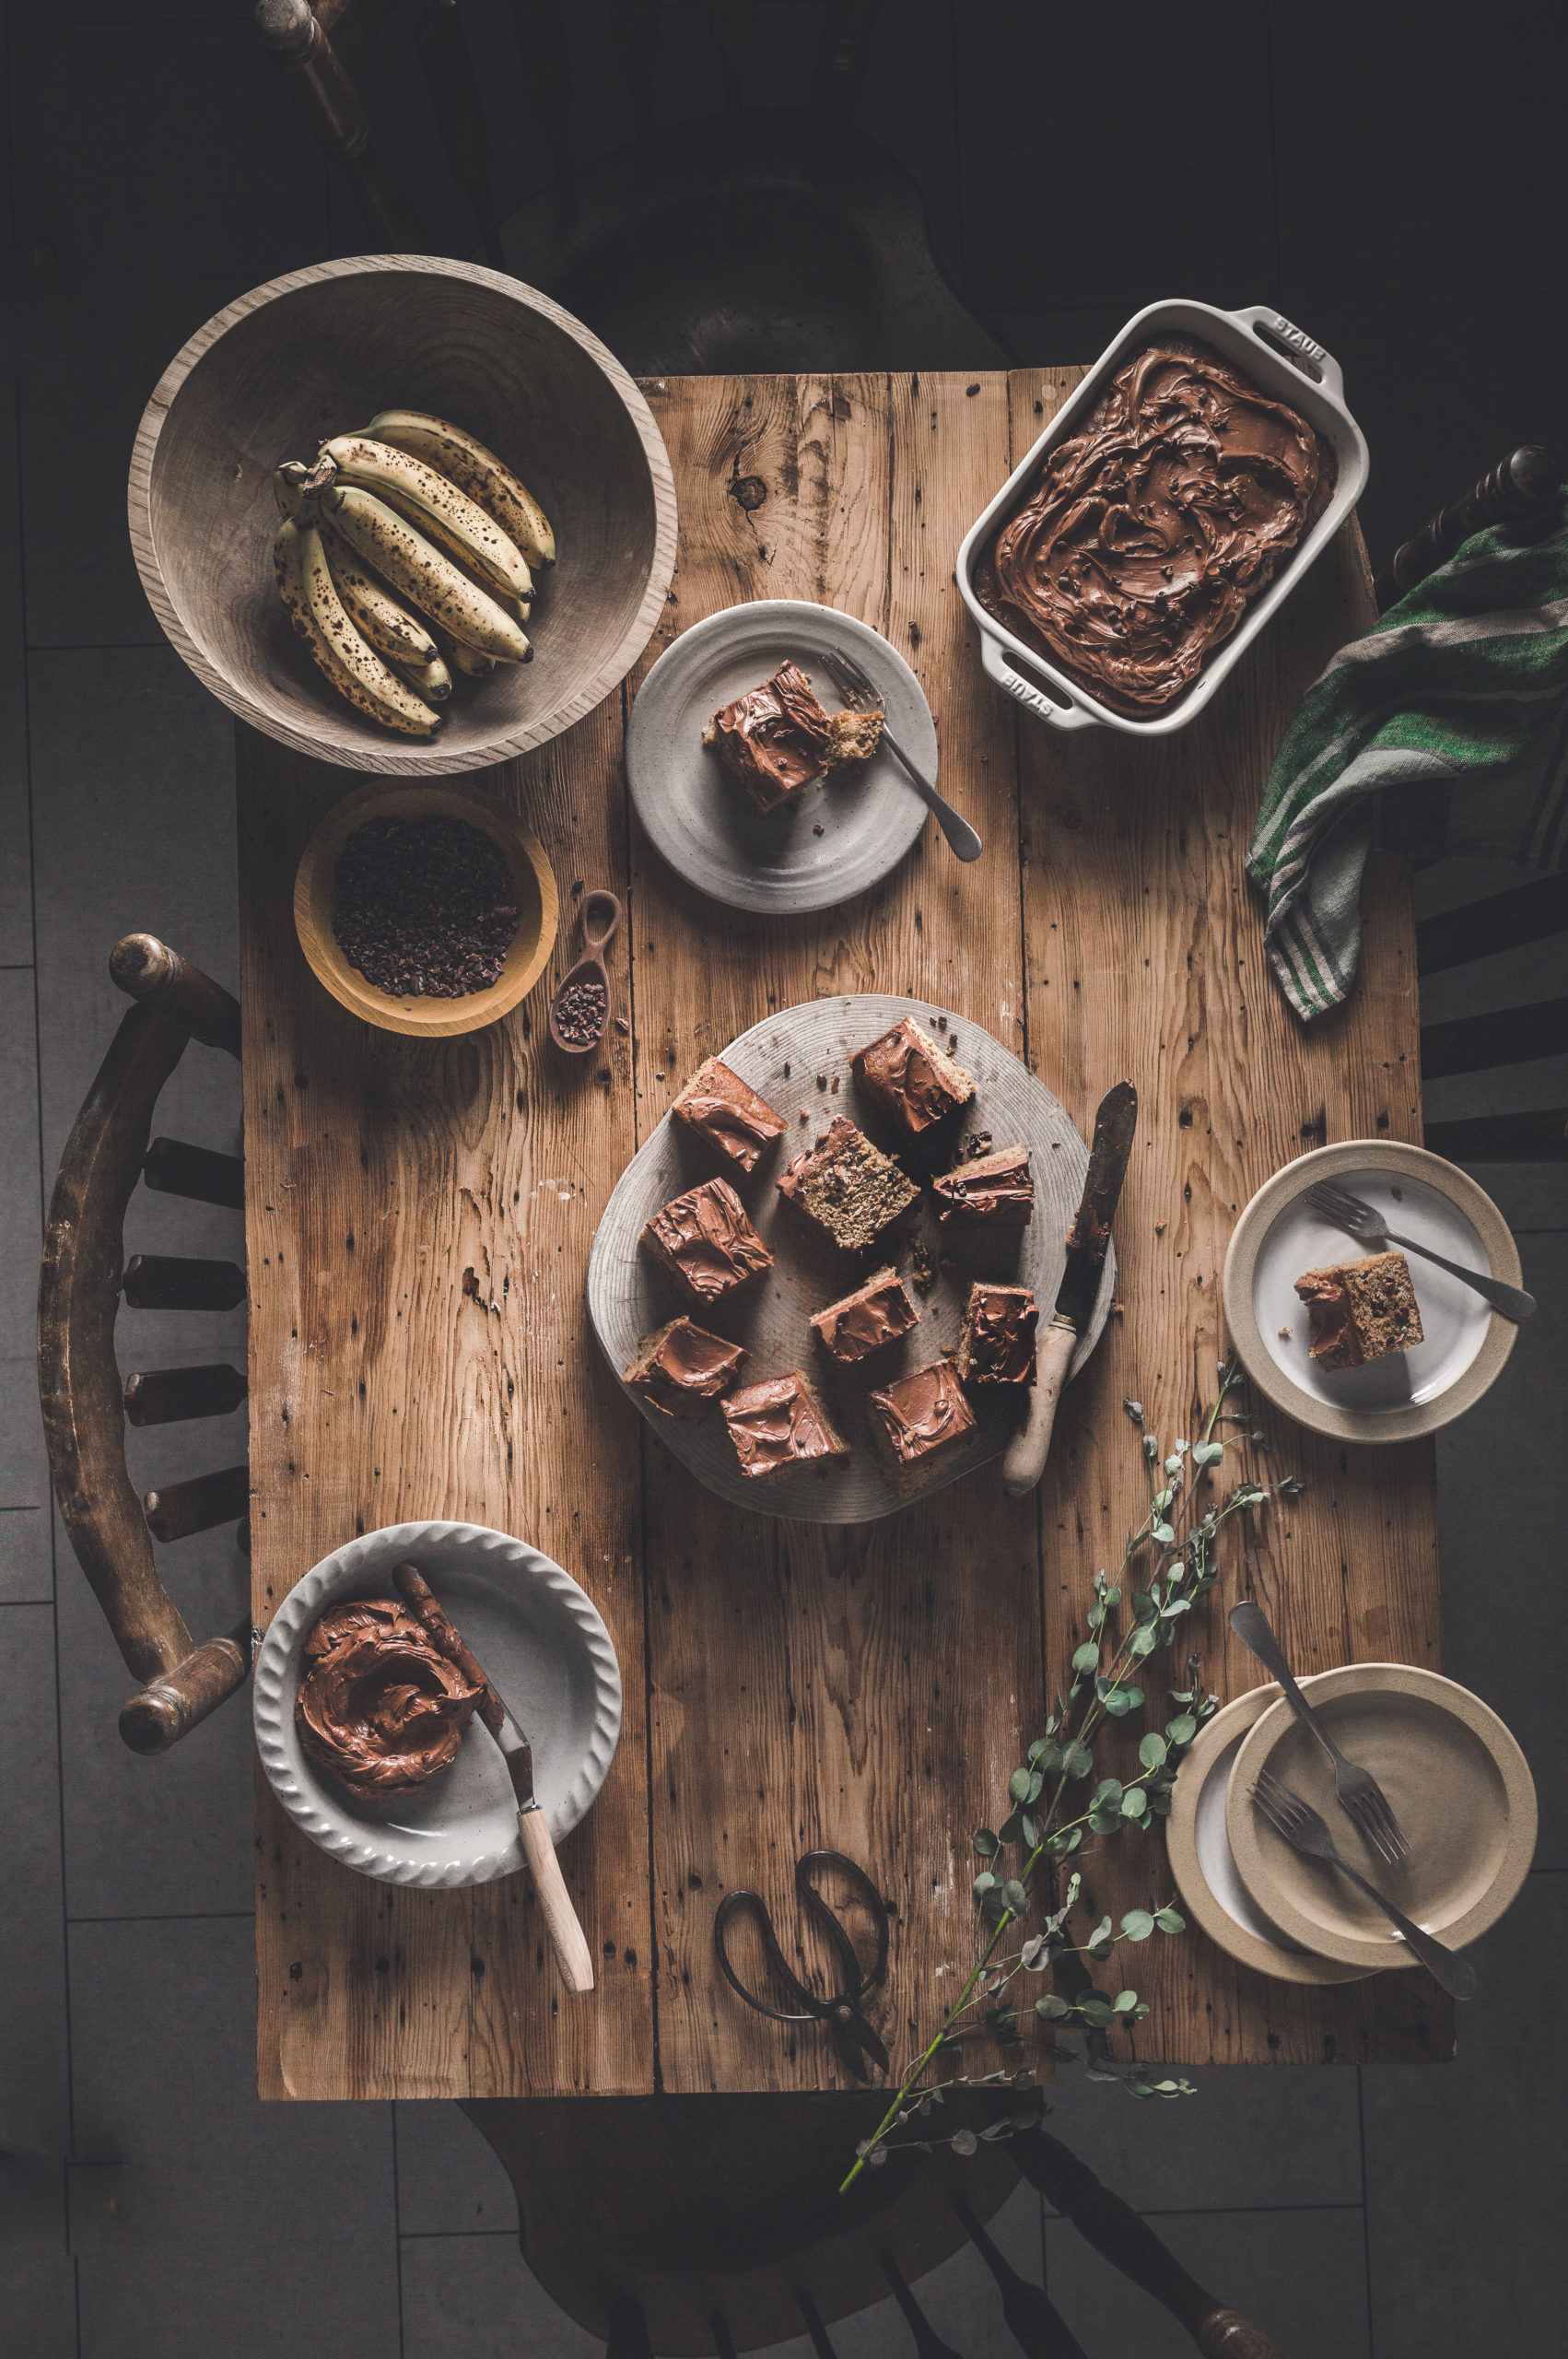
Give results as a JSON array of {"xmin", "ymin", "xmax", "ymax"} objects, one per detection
[
  {"xmin": 958, "ymin": 300, "xmax": 1368, "ymax": 737},
  {"xmin": 255, "ymin": 1520, "xmax": 622, "ymax": 1886}
]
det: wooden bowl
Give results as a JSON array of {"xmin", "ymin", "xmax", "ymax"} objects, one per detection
[
  {"xmin": 129, "ymin": 254, "xmax": 677, "ymax": 774},
  {"xmin": 293, "ymin": 779, "xmax": 559, "ymax": 1037}
]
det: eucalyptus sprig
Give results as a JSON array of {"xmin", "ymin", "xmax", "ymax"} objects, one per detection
[{"xmin": 839, "ymin": 1358, "xmax": 1299, "ymax": 2193}]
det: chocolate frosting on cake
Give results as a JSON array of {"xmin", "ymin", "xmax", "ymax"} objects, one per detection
[
  {"xmin": 628, "ymin": 1318, "xmax": 746, "ymax": 1416},
  {"xmin": 777, "ymin": 1114, "xmax": 861, "ymax": 1198},
  {"xmin": 813, "ymin": 1271, "xmax": 918, "ymax": 1362},
  {"xmin": 974, "ymin": 337, "xmax": 1334, "ymax": 717},
  {"xmin": 852, "ymin": 1018, "xmax": 971, "ymax": 1133},
  {"xmin": 709, "ymin": 661, "xmax": 833, "ymax": 800},
  {"xmin": 723, "ymin": 1374, "xmax": 840, "ymax": 1476},
  {"xmin": 868, "ymin": 1360, "xmax": 976, "ymax": 1465},
  {"xmin": 965, "ymin": 1286, "xmax": 1038, "ymax": 1384},
  {"xmin": 673, "ymin": 1059, "xmax": 786, "ymax": 1173},
  {"xmin": 932, "ymin": 1145, "xmax": 1034, "ymax": 1226},
  {"xmin": 295, "ymin": 1600, "xmax": 484, "ymax": 1802},
  {"xmin": 645, "ymin": 1178, "xmax": 772, "ymax": 1301}
]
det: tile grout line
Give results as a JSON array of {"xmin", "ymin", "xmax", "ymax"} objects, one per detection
[
  {"xmin": 1356, "ymin": 2066, "xmax": 1377, "ymax": 2358},
  {"xmin": 65, "ymin": 1909, "xmax": 257, "ymax": 1927},
  {"xmin": 390, "ymin": 2104, "xmax": 407, "ymax": 2359}
]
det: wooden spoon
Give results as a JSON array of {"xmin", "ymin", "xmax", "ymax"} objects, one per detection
[{"xmin": 547, "ymin": 889, "xmax": 623, "ymax": 1055}]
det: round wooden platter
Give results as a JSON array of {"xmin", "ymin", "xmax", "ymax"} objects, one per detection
[{"xmin": 586, "ymin": 994, "xmax": 1115, "ymax": 1522}]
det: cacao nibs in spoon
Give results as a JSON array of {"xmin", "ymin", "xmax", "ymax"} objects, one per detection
[{"xmin": 554, "ymin": 975, "xmax": 608, "ymax": 1048}]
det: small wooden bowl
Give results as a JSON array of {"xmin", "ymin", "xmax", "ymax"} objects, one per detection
[
  {"xmin": 129, "ymin": 253, "xmax": 677, "ymax": 775},
  {"xmin": 293, "ymin": 779, "xmax": 558, "ymax": 1038}
]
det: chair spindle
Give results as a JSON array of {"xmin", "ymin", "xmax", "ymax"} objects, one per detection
[
  {"xmin": 1391, "ymin": 443, "xmax": 1559, "ymax": 595},
  {"xmin": 143, "ymin": 1135, "xmax": 245, "ymax": 1209},
  {"xmin": 123, "ymin": 1253, "xmax": 247, "ymax": 1311},
  {"xmin": 118, "ymin": 1621, "xmax": 252, "ymax": 1755},
  {"xmin": 254, "ymin": 0, "xmax": 427, "ymax": 252},
  {"xmin": 1012, "ymin": 2129, "xmax": 1289, "ymax": 2359},
  {"xmin": 143, "ymin": 1464, "xmax": 252, "ymax": 1543},
  {"xmin": 124, "ymin": 1363, "xmax": 247, "ymax": 1426}
]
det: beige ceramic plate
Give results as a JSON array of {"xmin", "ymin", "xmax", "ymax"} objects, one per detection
[
  {"xmin": 1167, "ymin": 1684, "xmax": 1377, "ymax": 1984},
  {"xmin": 1226, "ymin": 1662, "xmax": 1538, "ymax": 1969},
  {"xmin": 294, "ymin": 777, "xmax": 558, "ymax": 1037},
  {"xmin": 1223, "ymin": 1141, "xmax": 1522, "ymax": 1442}
]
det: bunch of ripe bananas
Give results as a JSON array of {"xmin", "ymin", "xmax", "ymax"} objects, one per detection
[{"xmin": 272, "ymin": 410, "xmax": 556, "ymax": 738}]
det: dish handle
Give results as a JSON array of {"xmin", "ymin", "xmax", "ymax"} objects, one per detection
[
  {"xmin": 980, "ymin": 631, "xmax": 1098, "ymax": 733},
  {"xmin": 1226, "ymin": 304, "xmax": 1346, "ymax": 405}
]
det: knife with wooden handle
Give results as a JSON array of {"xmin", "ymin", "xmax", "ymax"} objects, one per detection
[
  {"xmin": 392, "ymin": 1562, "xmax": 595, "ymax": 1995},
  {"xmin": 1002, "ymin": 1082, "xmax": 1137, "ymax": 1498}
]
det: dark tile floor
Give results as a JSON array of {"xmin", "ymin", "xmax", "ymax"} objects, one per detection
[{"xmin": 2, "ymin": 4, "xmax": 1564, "ymax": 2354}]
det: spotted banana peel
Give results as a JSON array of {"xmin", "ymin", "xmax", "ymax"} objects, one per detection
[
  {"xmin": 273, "ymin": 515, "xmax": 440, "ymax": 738},
  {"xmin": 367, "ymin": 408, "xmax": 556, "ymax": 573},
  {"xmin": 323, "ymin": 434, "xmax": 533, "ymax": 607}
]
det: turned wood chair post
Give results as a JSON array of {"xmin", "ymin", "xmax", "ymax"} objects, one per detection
[
  {"xmin": 1388, "ymin": 442, "xmax": 1560, "ymax": 599},
  {"xmin": 254, "ymin": 0, "xmax": 427, "ymax": 252},
  {"xmin": 1011, "ymin": 2128, "xmax": 1290, "ymax": 2359},
  {"xmin": 38, "ymin": 934, "xmax": 253, "ymax": 1757}
]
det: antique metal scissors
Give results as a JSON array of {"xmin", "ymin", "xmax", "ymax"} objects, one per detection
[{"xmin": 713, "ymin": 1849, "xmax": 891, "ymax": 2083}]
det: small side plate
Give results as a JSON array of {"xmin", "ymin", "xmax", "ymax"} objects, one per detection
[
  {"xmin": 625, "ymin": 599, "xmax": 939, "ymax": 913},
  {"xmin": 1225, "ymin": 1662, "xmax": 1538, "ymax": 1969},
  {"xmin": 1223, "ymin": 1141, "xmax": 1523, "ymax": 1441},
  {"xmin": 253, "ymin": 1520, "xmax": 622, "ymax": 1888},
  {"xmin": 1167, "ymin": 1685, "xmax": 1379, "ymax": 1985}
]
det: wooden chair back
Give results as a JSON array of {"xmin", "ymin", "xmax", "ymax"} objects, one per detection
[
  {"xmin": 37, "ymin": 934, "xmax": 252, "ymax": 1755},
  {"xmin": 1419, "ymin": 873, "xmax": 1568, "ymax": 1163},
  {"xmin": 254, "ymin": 0, "xmax": 1010, "ymax": 374},
  {"xmin": 459, "ymin": 2095, "xmax": 1293, "ymax": 2356}
]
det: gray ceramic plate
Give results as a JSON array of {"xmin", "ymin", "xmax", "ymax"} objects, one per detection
[
  {"xmin": 1222, "ymin": 1142, "xmax": 1523, "ymax": 1443},
  {"xmin": 586, "ymin": 994, "xmax": 1115, "ymax": 1522},
  {"xmin": 624, "ymin": 599, "xmax": 940, "ymax": 912},
  {"xmin": 253, "ymin": 1520, "xmax": 622, "ymax": 1887}
]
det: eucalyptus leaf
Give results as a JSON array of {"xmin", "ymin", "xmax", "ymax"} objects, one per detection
[
  {"xmin": 1010, "ymin": 1766, "xmax": 1033, "ymax": 1802},
  {"xmin": 1060, "ymin": 1741, "xmax": 1093, "ymax": 1780},
  {"xmin": 1071, "ymin": 1641, "xmax": 1100, "ymax": 1674},
  {"xmin": 1120, "ymin": 1908, "xmax": 1155, "ymax": 1941},
  {"xmin": 1165, "ymin": 1712, "xmax": 1198, "ymax": 1746},
  {"xmin": 973, "ymin": 1871, "xmax": 997, "ymax": 1896},
  {"xmin": 1152, "ymin": 1521, "xmax": 1176, "ymax": 1546},
  {"xmin": 950, "ymin": 2128, "xmax": 978, "ymax": 2157},
  {"xmin": 1155, "ymin": 1905, "xmax": 1187, "ymax": 1934},
  {"xmin": 1123, "ymin": 1398, "xmax": 1144, "ymax": 1424},
  {"xmin": 1113, "ymin": 1989, "xmax": 1140, "ymax": 2013},
  {"xmin": 1120, "ymin": 1788, "xmax": 1148, "ymax": 1818},
  {"xmin": 1128, "ymin": 1625, "xmax": 1157, "ymax": 1660},
  {"xmin": 1001, "ymin": 1880, "xmax": 1028, "ymax": 1913},
  {"xmin": 973, "ymin": 1828, "xmax": 1000, "ymax": 1857},
  {"xmin": 1036, "ymin": 1992, "xmax": 1072, "ymax": 2019},
  {"xmin": 1138, "ymin": 1732, "xmax": 1168, "ymax": 1770},
  {"xmin": 1077, "ymin": 1997, "xmax": 1115, "ymax": 2027}
]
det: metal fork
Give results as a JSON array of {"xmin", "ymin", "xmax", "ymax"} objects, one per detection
[
  {"xmin": 819, "ymin": 646, "xmax": 983, "ymax": 863},
  {"xmin": 1250, "ymin": 1768, "xmax": 1477, "ymax": 2000},
  {"xmin": 1227, "ymin": 1602, "xmax": 1409, "ymax": 1865},
  {"xmin": 1305, "ymin": 1179, "xmax": 1536, "ymax": 1322}
]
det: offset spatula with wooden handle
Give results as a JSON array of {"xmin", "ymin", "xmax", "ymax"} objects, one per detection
[
  {"xmin": 392, "ymin": 1562, "xmax": 595, "ymax": 1994},
  {"xmin": 1002, "ymin": 1081, "xmax": 1137, "ymax": 1498}
]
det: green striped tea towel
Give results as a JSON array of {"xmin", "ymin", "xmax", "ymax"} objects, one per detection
[{"xmin": 1247, "ymin": 490, "xmax": 1568, "ymax": 1020}]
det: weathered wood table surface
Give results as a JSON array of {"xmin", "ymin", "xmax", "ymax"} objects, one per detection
[{"xmin": 240, "ymin": 369, "xmax": 1452, "ymax": 2101}]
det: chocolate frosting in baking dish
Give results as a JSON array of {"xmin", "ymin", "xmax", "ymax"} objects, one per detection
[{"xmin": 974, "ymin": 337, "xmax": 1334, "ymax": 716}]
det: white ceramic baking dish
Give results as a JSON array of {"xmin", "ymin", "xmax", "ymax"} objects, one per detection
[{"xmin": 956, "ymin": 299, "xmax": 1370, "ymax": 737}]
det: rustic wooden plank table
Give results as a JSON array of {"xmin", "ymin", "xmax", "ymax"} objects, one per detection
[{"xmin": 240, "ymin": 369, "xmax": 1453, "ymax": 2101}]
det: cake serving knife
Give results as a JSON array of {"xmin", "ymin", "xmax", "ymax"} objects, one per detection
[
  {"xmin": 392, "ymin": 1563, "xmax": 595, "ymax": 1995},
  {"xmin": 1001, "ymin": 1081, "xmax": 1137, "ymax": 1498}
]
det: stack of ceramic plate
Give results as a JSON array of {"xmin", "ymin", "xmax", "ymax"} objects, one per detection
[{"xmin": 1167, "ymin": 1665, "xmax": 1537, "ymax": 1983}]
